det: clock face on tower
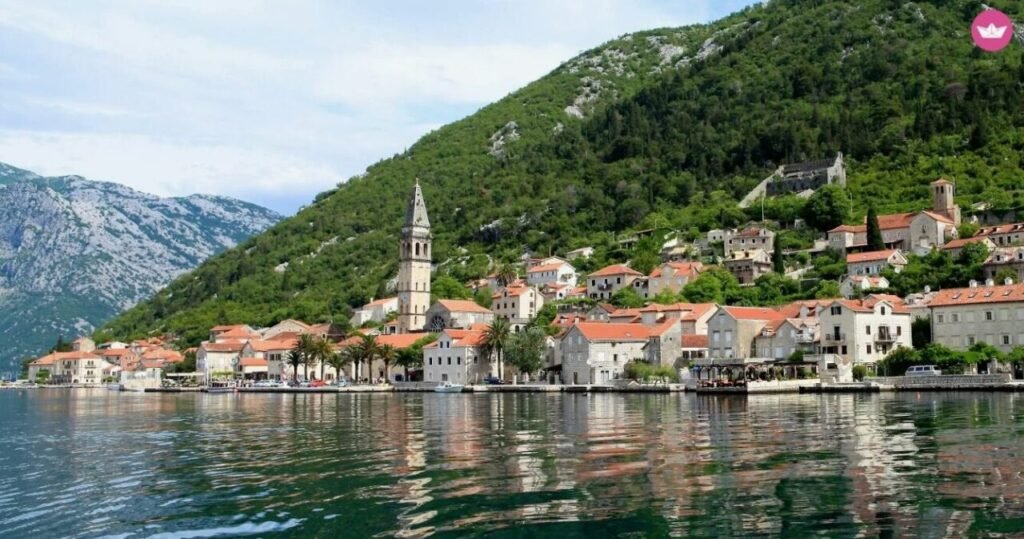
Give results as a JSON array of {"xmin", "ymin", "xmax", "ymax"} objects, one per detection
[{"xmin": 428, "ymin": 315, "xmax": 446, "ymax": 332}]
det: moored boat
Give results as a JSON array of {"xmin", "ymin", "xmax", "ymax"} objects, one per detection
[
  {"xmin": 106, "ymin": 383, "xmax": 122, "ymax": 391},
  {"xmin": 434, "ymin": 381, "xmax": 464, "ymax": 393},
  {"xmin": 205, "ymin": 381, "xmax": 237, "ymax": 394}
]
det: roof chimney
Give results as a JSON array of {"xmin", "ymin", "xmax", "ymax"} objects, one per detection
[
  {"xmin": 985, "ymin": 278, "xmax": 995, "ymax": 287},
  {"xmin": 969, "ymin": 280, "xmax": 978, "ymax": 288},
  {"xmin": 923, "ymin": 285, "xmax": 931, "ymax": 293},
  {"xmin": 1005, "ymin": 277, "xmax": 1014, "ymax": 286}
]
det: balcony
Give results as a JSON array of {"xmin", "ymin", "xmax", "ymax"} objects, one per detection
[
  {"xmin": 875, "ymin": 329, "xmax": 896, "ymax": 343},
  {"xmin": 795, "ymin": 333, "xmax": 817, "ymax": 344},
  {"xmin": 595, "ymin": 283, "xmax": 613, "ymax": 291},
  {"xmin": 822, "ymin": 333, "xmax": 846, "ymax": 345}
]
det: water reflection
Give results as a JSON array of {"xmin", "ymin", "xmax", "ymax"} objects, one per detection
[{"xmin": 0, "ymin": 391, "xmax": 1022, "ymax": 537}]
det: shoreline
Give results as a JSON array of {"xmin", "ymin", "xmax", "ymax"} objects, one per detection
[{"xmin": 7, "ymin": 378, "xmax": 1024, "ymax": 394}]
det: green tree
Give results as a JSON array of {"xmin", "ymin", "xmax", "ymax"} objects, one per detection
[
  {"xmin": 911, "ymin": 317, "xmax": 932, "ymax": 349},
  {"xmin": 325, "ymin": 351, "xmax": 350, "ymax": 382},
  {"xmin": 771, "ymin": 247, "xmax": 785, "ymax": 274},
  {"xmin": 378, "ymin": 344, "xmax": 397, "ymax": 383},
  {"xmin": 813, "ymin": 280, "xmax": 842, "ymax": 299},
  {"xmin": 495, "ymin": 263, "xmax": 518, "ymax": 288},
  {"xmin": 35, "ymin": 369, "xmax": 50, "ymax": 383},
  {"xmin": 309, "ymin": 335, "xmax": 334, "ymax": 381},
  {"xmin": 651, "ymin": 289, "xmax": 679, "ymax": 305},
  {"xmin": 432, "ymin": 275, "xmax": 471, "ymax": 301},
  {"xmin": 505, "ymin": 327, "xmax": 547, "ymax": 382},
  {"xmin": 610, "ymin": 287, "xmax": 645, "ymax": 308},
  {"xmin": 286, "ymin": 349, "xmax": 305, "ymax": 383},
  {"xmin": 473, "ymin": 286, "xmax": 494, "ymax": 308},
  {"xmin": 993, "ymin": 267, "xmax": 1018, "ymax": 285},
  {"xmin": 482, "ymin": 318, "xmax": 511, "ymax": 380},
  {"xmin": 866, "ymin": 206, "xmax": 884, "ymax": 251},
  {"xmin": 802, "ymin": 185, "xmax": 850, "ymax": 232}
]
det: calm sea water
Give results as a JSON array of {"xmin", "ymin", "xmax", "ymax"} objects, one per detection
[{"xmin": 1, "ymin": 390, "xmax": 1023, "ymax": 538}]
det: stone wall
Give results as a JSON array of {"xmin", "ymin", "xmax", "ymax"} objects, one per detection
[{"xmin": 867, "ymin": 374, "xmax": 1012, "ymax": 388}]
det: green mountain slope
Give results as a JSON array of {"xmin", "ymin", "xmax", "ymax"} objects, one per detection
[{"xmin": 101, "ymin": 0, "xmax": 1024, "ymax": 346}]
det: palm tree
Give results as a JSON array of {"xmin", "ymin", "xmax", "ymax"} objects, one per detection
[
  {"xmin": 482, "ymin": 318, "xmax": 511, "ymax": 381},
  {"xmin": 496, "ymin": 263, "xmax": 518, "ymax": 288},
  {"xmin": 378, "ymin": 344, "xmax": 397, "ymax": 384},
  {"xmin": 325, "ymin": 351, "xmax": 350, "ymax": 383},
  {"xmin": 296, "ymin": 333, "xmax": 317, "ymax": 379},
  {"xmin": 310, "ymin": 336, "xmax": 334, "ymax": 381},
  {"xmin": 347, "ymin": 333, "xmax": 380, "ymax": 383},
  {"xmin": 395, "ymin": 348, "xmax": 419, "ymax": 381},
  {"xmin": 286, "ymin": 349, "xmax": 304, "ymax": 383}
]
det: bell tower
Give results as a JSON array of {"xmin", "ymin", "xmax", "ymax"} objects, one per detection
[
  {"xmin": 931, "ymin": 178, "xmax": 960, "ymax": 226},
  {"xmin": 397, "ymin": 181, "xmax": 432, "ymax": 333}
]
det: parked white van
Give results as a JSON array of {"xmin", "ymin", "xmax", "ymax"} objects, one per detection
[{"xmin": 906, "ymin": 365, "xmax": 941, "ymax": 376}]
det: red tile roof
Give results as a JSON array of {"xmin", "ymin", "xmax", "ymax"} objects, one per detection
[
  {"xmin": 362, "ymin": 297, "xmax": 397, "ymax": 308},
  {"xmin": 527, "ymin": 262, "xmax": 569, "ymax": 273},
  {"xmin": 929, "ymin": 283, "xmax": 1024, "ymax": 307},
  {"xmin": 722, "ymin": 306, "xmax": 787, "ymax": 321},
  {"xmin": 649, "ymin": 262, "xmax": 702, "ymax": 279},
  {"xmin": 436, "ymin": 299, "xmax": 493, "ymax": 314},
  {"xmin": 202, "ymin": 341, "xmax": 245, "ymax": 353},
  {"xmin": 217, "ymin": 327, "xmax": 259, "ymax": 339},
  {"xmin": 589, "ymin": 264, "xmax": 643, "ymax": 278},
  {"xmin": 975, "ymin": 222, "xmax": 1024, "ymax": 237},
  {"xmin": 249, "ymin": 339, "xmax": 297, "ymax": 352},
  {"xmin": 681, "ymin": 334, "xmax": 709, "ymax": 348},
  {"xmin": 943, "ymin": 237, "xmax": 993, "ymax": 250},
  {"xmin": 573, "ymin": 322, "xmax": 651, "ymax": 341},
  {"xmin": 239, "ymin": 357, "xmax": 269, "ymax": 368},
  {"xmin": 211, "ymin": 324, "xmax": 249, "ymax": 332},
  {"xmin": 846, "ymin": 249, "xmax": 898, "ymax": 264},
  {"xmin": 377, "ymin": 333, "xmax": 431, "ymax": 349}
]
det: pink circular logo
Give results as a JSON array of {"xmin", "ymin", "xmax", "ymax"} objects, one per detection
[{"xmin": 972, "ymin": 9, "xmax": 1013, "ymax": 52}]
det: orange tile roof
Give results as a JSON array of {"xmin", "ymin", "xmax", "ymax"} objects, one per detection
[
  {"xmin": 573, "ymin": 322, "xmax": 651, "ymax": 341},
  {"xmin": 377, "ymin": 333, "xmax": 430, "ymax": 349},
  {"xmin": 202, "ymin": 341, "xmax": 245, "ymax": 353},
  {"xmin": 250, "ymin": 339, "xmax": 297, "ymax": 352},
  {"xmin": 362, "ymin": 297, "xmax": 397, "ymax": 307},
  {"xmin": 943, "ymin": 237, "xmax": 993, "ymax": 250},
  {"xmin": 832, "ymin": 295, "xmax": 909, "ymax": 314},
  {"xmin": 436, "ymin": 299, "xmax": 493, "ymax": 314},
  {"xmin": 846, "ymin": 249, "xmax": 898, "ymax": 264},
  {"xmin": 646, "ymin": 320, "xmax": 679, "ymax": 337},
  {"xmin": 734, "ymin": 226, "xmax": 766, "ymax": 237},
  {"xmin": 217, "ymin": 327, "xmax": 259, "ymax": 339},
  {"xmin": 239, "ymin": 357, "xmax": 269, "ymax": 367},
  {"xmin": 97, "ymin": 349, "xmax": 133, "ymax": 357},
  {"xmin": 975, "ymin": 222, "xmax": 1024, "ymax": 237},
  {"xmin": 722, "ymin": 306, "xmax": 787, "ymax": 321},
  {"xmin": 527, "ymin": 262, "xmax": 569, "ymax": 273},
  {"xmin": 443, "ymin": 329, "xmax": 488, "ymax": 347},
  {"xmin": 928, "ymin": 283, "xmax": 1024, "ymax": 307},
  {"xmin": 679, "ymin": 303, "xmax": 717, "ymax": 321},
  {"xmin": 589, "ymin": 264, "xmax": 643, "ymax": 278},
  {"xmin": 681, "ymin": 334, "xmax": 709, "ymax": 348},
  {"xmin": 649, "ymin": 262, "xmax": 703, "ymax": 279},
  {"xmin": 775, "ymin": 300, "xmax": 830, "ymax": 318},
  {"xmin": 211, "ymin": 324, "xmax": 248, "ymax": 332}
]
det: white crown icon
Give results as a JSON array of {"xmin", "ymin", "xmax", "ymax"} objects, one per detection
[{"xmin": 977, "ymin": 23, "xmax": 1008, "ymax": 39}]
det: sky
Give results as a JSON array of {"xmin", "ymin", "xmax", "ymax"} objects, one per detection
[{"xmin": 0, "ymin": 0, "xmax": 755, "ymax": 215}]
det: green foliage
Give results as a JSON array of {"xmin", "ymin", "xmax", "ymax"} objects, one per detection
[
  {"xmin": 49, "ymin": 336, "xmax": 72, "ymax": 354},
  {"xmin": 881, "ymin": 343, "xmax": 990, "ymax": 376},
  {"xmin": 482, "ymin": 319, "xmax": 511, "ymax": 379},
  {"xmin": 786, "ymin": 350, "xmax": 805, "ymax": 363},
  {"xmin": 851, "ymin": 365, "xmax": 867, "ymax": 382},
  {"xmin": 432, "ymin": 275, "xmax": 472, "ymax": 302},
  {"xmin": 809, "ymin": 250, "xmax": 847, "ymax": 281},
  {"xmin": 505, "ymin": 327, "xmax": 547, "ymax": 378},
  {"xmin": 803, "ymin": 185, "xmax": 851, "ymax": 232},
  {"xmin": 911, "ymin": 317, "xmax": 932, "ymax": 349},
  {"xmin": 473, "ymin": 287, "xmax": 494, "ymax": 308},
  {"xmin": 771, "ymin": 245, "xmax": 784, "ymax": 274},
  {"xmin": 957, "ymin": 222, "xmax": 979, "ymax": 239},
  {"xmin": 99, "ymin": 0, "xmax": 1024, "ymax": 346},
  {"xmin": 610, "ymin": 287, "xmax": 645, "ymax": 308},
  {"xmin": 993, "ymin": 267, "xmax": 1018, "ymax": 285},
  {"xmin": 813, "ymin": 280, "xmax": 842, "ymax": 299},
  {"xmin": 884, "ymin": 248, "xmax": 985, "ymax": 296},
  {"xmin": 651, "ymin": 289, "xmax": 680, "ymax": 305},
  {"xmin": 35, "ymin": 369, "xmax": 50, "ymax": 383},
  {"xmin": 865, "ymin": 206, "xmax": 884, "ymax": 251},
  {"xmin": 624, "ymin": 361, "xmax": 677, "ymax": 383}
]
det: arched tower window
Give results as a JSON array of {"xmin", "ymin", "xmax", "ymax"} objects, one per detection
[{"xmin": 415, "ymin": 243, "xmax": 420, "ymax": 256}]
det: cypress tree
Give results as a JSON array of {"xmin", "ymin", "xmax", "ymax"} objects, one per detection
[
  {"xmin": 772, "ymin": 247, "xmax": 785, "ymax": 274},
  {"xmin": 866, "ymin": 206, "xmax": 885, "ymax": 251}
]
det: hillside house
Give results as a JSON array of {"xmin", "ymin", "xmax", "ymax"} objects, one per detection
[
  {"xmin": 423, "ymin": 328, "xmax": 496, "ymax": 384},
  {"xmin": 424, "ymin": 300, "xmax": 495, "ymax": 332},
  {"xmin": 559, "ymin": 323, "xmax": 650, "ymax": 385},
  {"xmin": 351, "ymin": 297, "xmax": 399, "ymax": 326},
  {"xmin": 982, "ymin": 247, "xmax": 1024, "ymax": 284},
  {"xmin": 929, "ymin": 281, "xmax": 1024, "ymax": 354},
  {"xmin": 845, "ymin": 249, "xmax": 907, "ymax": 276},
  {"xmin": 586, "ymin": 264, "xmax": 643, "ymax": 300},
  {"xmin": 724, "ymin": 227, "xmax": 776, "ymax": 257},
  {"xmin": 723, "ymin": 249, "xmax": 772, "ymax": 285},
  {"xmin": 766, "ymin": 152, "xmax": 847, "ymax": 196}
]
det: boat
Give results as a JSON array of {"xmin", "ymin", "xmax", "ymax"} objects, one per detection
[
  {"xmin": 205, "ymin": 381, "xmax": 237, "ymax": 394},
  {"xmin": 434, "ymin": 381, "xmax": 464, "ymax": 393},
  {"xmin": 106, "ymin": 383, "xmax": 122, "ymax": 391}
]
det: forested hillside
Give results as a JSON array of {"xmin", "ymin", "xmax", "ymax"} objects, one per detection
[{"xmin": 101, "ymin": 0, "xmax": 1024, "ymax": 346}]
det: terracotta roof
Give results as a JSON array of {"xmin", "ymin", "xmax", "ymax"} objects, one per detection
[
  {"xmin": 929, "ymin": 283, "xmax": 1024, "ymax": 307},
  {"xmin": 846, "ymin": 249, "xmax": 898, "ymax": 264},
  {"xmin": 211, "ymin": 324, "xmax": 249, "ymax": 332},
  {"xmin": 588, "ymin": 264, "xmax": 643, "ymax": 278},
  {"xmin": 976, "ymin": 223, "xmax": 1024, "ymax": 237},
  {"xmin": 142, "ymin": 349, "xmax": 183, "ymax": 362},
  {"xmin": 360, "ymin": 299, "xmax": 391, "ymax": 309},
  {"xmin": 239, "ymin": 357, "xmax": 269, "ymax": 368},
  {"xmin": 734, "ymin": 226, "xmax": 767, "ymax": 238},
  {"xmin": 847, "ymin": 275, "xmax": 887, "ymax": 286},
  {"xmin": 722, "ymin": 306, "xmax": 787, "ymax": 321},
  {"xmin": 646, "ymin": 320, "xmax": 679, "ymax": 337},
  {"xmin": 572, "ymin": 322, "xmax": 651, "ymax": 342},
  {"xmin": 649, "ymin": 262, "xmax": 702, "ymax": 279},
  {"xmin": 830, "ymin": 210, "xmax": 955, "ymax": 235},
  {"xmin": 831, "ymin": 295, "xmax": 909, "ymax": 314},
  {"xmin": 217, "ymin": 327, "xmax": 259, "ymax": 339},
  {"xmin": 679, "ymin": 303, "xmax": 717, "ymax": 321},
  {"xmin": 527, "ymin": 262, "xmax": 569, "ymax": 273},
  {"xmin": 943, "ymin": 237, "xmax": 993, "ymax": 250},
  {"xmin": 202, "ymin": 341, "xmax": 245, "ymax": 353},
  {"xmin": 377, "ymin": 333, "xmax": 430, "ymax": 349},
  {"xmin": 681, "ymin": 334, "xmax": 709, "ymax": 348},
  {"xmin": 269, "ymin": 331, "xmax": 302, "ymax": 341},
  {"xmin": 494, "ymin": 285, "xmax": 534, "ymax": 298},
  {"xmin": 442, "ymin": 329, "xmax": 487, "ymax": 347},
  {"xmin": 920, "ymin": 211, "xmax": 955, "ymax": 225},
  {"xmin": 97, "ymin": 349, "xmax": 133, "ymax": 357},
  {"xmin": 775, "ymin": 300, "xmax": 830, "ymax": 318},
  {"xmin": 249, "ymin": 339, "xmax": 297, "ymax": 352},
  {"xmin": 140, "ymin": 359, "xmax": 166, "ymax": 369},
  {"xmin": 435, "ymin": 299, "xmax": 493, "ymax": 314}
]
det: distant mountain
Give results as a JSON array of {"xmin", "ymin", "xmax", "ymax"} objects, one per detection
[
  {"xmin": 0, "ymin": 162, "xmax": 280, "ymax": 374},
  {"xmin": 103, "ymin": 0, "xmax": 1024, "ymax": 347}
]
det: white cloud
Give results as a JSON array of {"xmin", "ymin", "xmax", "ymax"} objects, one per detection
[
  {"xmin": 0, "ymin": 0, "xmax": 737, "ymax": 214},
  {"xmin": 0, "ymin": 131, "xmax": 342, "ymax": 200}
]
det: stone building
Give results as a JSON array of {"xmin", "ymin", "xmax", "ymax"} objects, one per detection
[
  {"xmin": 397, "ymin": 181, "xmax": 432, "ymax": 333},
  {"xmin": 765, "ymin": 152, "xmax": 846, "ymax": 196}
]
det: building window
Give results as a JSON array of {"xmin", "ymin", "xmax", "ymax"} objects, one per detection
[
  {"xmin": 1003, "ymin": 335, "xmax": 1011, "ymax": 346},
  {"xmin": 937, "ymin": 314, "xmax": 945, "ymax": 324},
  {"xmin": 841, "ymin": 346, "xmax": 848, "ymax": 355},
  {"xmin": 967, "ymin": 336, "xmax": 976, "ymax": 346},
  {"xmin": 867, "ymin": 345, "xmax": 873, "ymax": 354},
  {"xmin": 831, "ymin": 306, "xmax": 841, "ymax": 315},
  {"xmin": 986, "ymin": 311, "xmax": 994, "ymax": 321},
  {"xmin": 952, "ymin": 313, "xmax": 961, "ymax": 323},
  {"xmin": 866, "ymin": 326, "xmax": 871, "ymax": 335},
  {"xmin": 896, "ymin": 326, "xmax": 902, "ymax": 336}
]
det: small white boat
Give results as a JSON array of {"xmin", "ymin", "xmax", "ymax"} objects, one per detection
[
  {"xmin": 205, "ymin": 381, "xmax": 237, "ymax": 394},
  {"xmin": 434, "ymin": 381, "xmax": 464, "ymax": 393},
  {"xmin": 106, "ymin": 383, "xmax": 122, "ymax": 391}
]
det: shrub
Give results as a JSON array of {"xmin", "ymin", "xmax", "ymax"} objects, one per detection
[{"xmin": 852, "ymin": 365, "xmax": 867, "ymax": 381}]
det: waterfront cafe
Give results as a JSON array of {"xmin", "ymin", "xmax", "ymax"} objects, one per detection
[
  {"xmin": 237, "ymin": 357, "xmax": 269, "ymax": 381},
  {"xmin": 690, "ymin": 357, "xmax": 820, "ymax": 388}
]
